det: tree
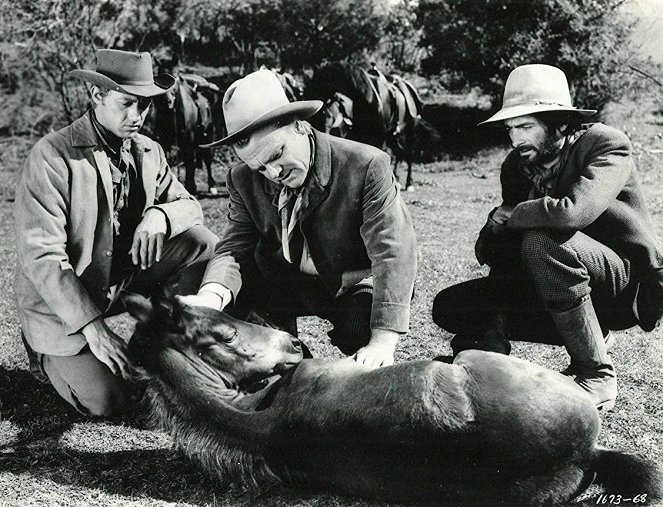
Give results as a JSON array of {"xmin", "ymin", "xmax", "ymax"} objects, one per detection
[{"xmin": 415, "ymin": 0, "xmax": 639, "ymax": 111}]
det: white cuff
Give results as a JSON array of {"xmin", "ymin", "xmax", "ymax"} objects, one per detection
[{"xmin": 200, "ymin": 283, "xmax": 232, "ymax": 310}]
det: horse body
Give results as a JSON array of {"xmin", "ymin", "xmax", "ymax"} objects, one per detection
[
  {"xmin": 126, "ymin": 294, "xmax": 662, "ymax": 505},
  {"xmin": 307, "ymin": 63, "xmax": 434, "ymax": 191},
  {"xmin": 153, "ymin": 74, "xmax": 221, "ymax": 195}
]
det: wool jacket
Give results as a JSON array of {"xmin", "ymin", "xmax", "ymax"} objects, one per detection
[
  {"xmin": 478, "ymin": 122, "xmax": 662, "ymax": 278},
  {"xmin": 201, "ymin": 129, "xmax": 417, "ymax": 333},
  {"xmin": 15, "ymin": 111, "xmax": 203, "ymax": 355}
]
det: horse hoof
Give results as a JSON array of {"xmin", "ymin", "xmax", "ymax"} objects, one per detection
[
  {"xmin": 209, "ymin": 187, "xmax": 218, "ymax": 195},
  {"xmin": 406, "ymin": 185, "xmax": 415, "ymax": 192}
]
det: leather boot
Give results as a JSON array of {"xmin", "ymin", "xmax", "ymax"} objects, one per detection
[
  {"xmin": 560, "ymin": 331, "xmax": 615, "ymax": 376},
  {"xmin": 636, "ymin": 267, "xmax": 663, "ymax": 332},
  {"xmin": 450, "ymin": 314, "xmax": 511, "ymax": 357},
  {"xmin": 550, "ymin": 297, "xmax": 617, "ymax": 411}
]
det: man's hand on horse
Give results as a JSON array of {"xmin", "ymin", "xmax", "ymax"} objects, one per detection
[
  {"xmin": 353, "ymin": 329, "xmax": 399, "ymax": 368},
  {"xmin": 82, "ymin": 317, "xmax": 133, "ymax": 378},
  {"xmin": 132, "ymin": 208, "xmax": 168, "ymax": 270}
]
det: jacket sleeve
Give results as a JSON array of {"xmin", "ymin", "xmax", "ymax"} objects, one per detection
[
  {"xmin": 507, "ymin": 126, "xmax": 632, "ymax": 231},
  {"xmin": 200, "ymin": 167, "xmax": 259, "ymax": 299},
  {"xmin": 148, "ymin": 143, "xmax": 203, "ymax": 237},
  {"xmin": 15, "ymin": 140, "xmax": 103, "ymax": 334},
  {"xmin": 359, "ymin": 152, "xmax": 417, "ymax": 333}
]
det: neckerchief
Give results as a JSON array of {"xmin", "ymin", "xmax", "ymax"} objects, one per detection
[
  {"xmin": 522, "ymin": 129, "xmax": 583, "ymax": 198},
  {"xmin": 90, "ymin": 111, "xmax": 137, "ymax": 236},
  {"xmin": 278, "ymin": 133, "xmax": 316, "ymax": 263}
]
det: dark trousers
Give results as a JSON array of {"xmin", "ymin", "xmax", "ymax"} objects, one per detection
[
  {"xmin": 230, "ymin": 273, "xmax": 373, "ymax": 356},
  {"xmin": 35, "ymin": 225, "xmax": 218, "ymax": 416},
  {"xmin": 433, "ymin": 230, "xmax": 638, "ymax": 344}
]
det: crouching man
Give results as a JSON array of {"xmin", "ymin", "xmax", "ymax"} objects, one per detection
[
  {"xmin": 181, "ymin": 70, "xmax": 417, "ymax": 368},
  {"xmin": 14, "ymin": 50, "xmax": 218, "ymax": 416},
  {"xmin": 433, "ymin": 64, "xmax": 663, "ymax": 411}
]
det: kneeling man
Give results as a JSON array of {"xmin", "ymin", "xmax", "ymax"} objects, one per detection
[
  {"xmin": 15, "ymin": 50, "xmax": 218, "ymax": 416},
  {"xmin": 182, "ymin": 70, "xmax": 417, "ymax": 368},
  {"xmin": 433, "ymin": 64, "xmax": 663, "ymax": 411}
]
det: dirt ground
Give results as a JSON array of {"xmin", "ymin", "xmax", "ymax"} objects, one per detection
[{"xmin": 0, "ymin": 94, "xmax": 661, "ymax": 506}]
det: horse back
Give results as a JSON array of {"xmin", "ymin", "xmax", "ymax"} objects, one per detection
[{"xmin": 453, "ymin": 350, "xmax": 600, "ymax": 462}]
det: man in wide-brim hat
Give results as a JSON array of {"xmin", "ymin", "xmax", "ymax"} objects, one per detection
[
  {"xmin": 432, "ymin": 63, "xmax": 663, "ymax": 412},
  {"xmin": 180, "ymin": 69, "xmax": 417, "ymax": 368},
  {"xmin": 14, "ymin": 49, "xmax": 218, "ymax": 416}
]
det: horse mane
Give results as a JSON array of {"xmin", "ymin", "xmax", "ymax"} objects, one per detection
[
  {"xmin": 138, "ymin": 369, "xmax": 282, "ymax": 490},
  {"xmin": 128, "ymin": 296, "xmax": 283, "ymax": 489}
]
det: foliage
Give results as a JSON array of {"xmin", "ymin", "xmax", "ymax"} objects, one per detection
[
  {"xmin": 415, "ymin": 0, "xmax": 641, "ymax": 112},
  {"xmin": 0, "ymin": 0, "xmax": 395, "ymax": 133},
  {"xmin": 375, "ymin": 0, "xmax": 426, "ymax": 71}
]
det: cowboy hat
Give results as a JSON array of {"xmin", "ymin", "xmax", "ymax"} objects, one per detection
[
  {"xmin": 479, "ymin": 64, "xmax": 596, "ymax": 125},
  {"xmin": 70, "ymin": 49, "xmax": 175, "ymax": 97},
  {"xmin": 201, "ymin": 69, "xmax": 322, "ymax": 148}
]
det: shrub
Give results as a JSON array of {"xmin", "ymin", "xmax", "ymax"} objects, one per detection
[{"xmin": 415, "ymin": 0, "xmax": 642, "ymax": 112}]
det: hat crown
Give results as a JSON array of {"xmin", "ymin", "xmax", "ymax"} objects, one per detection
[
  {"xmin": 502, "ymin": 64, "xmax": 572, "ymax": 109},
  {"xmin": 223, "ymin": 70, "xmax": 291, "ymax": 138},
  {"xmin": 94, "ymin": 49, "xmax": 155, "ymax": 86}
]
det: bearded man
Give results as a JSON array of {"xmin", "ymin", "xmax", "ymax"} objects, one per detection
[{"xmin": 432, "ymin": 64, "xmax": 663, "ymax": 411}]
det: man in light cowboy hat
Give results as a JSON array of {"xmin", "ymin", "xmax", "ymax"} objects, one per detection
[
  {"xmin": 180, "ymin": 69, "xmax": 417, "ymax": 368},
  {"xmin": 432, "ymin": 63, "xmax": 663, "ymax": 411},
  {"xmin": 14, "ymin": 49, "xmax": 218, "ymax": 416}
]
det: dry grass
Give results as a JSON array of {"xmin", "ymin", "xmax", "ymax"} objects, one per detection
[{"xmin": 1, "ymin": 92, "xmax": 662, "ymax": 507}]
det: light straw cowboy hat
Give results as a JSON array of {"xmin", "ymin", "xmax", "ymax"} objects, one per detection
[
  {"xmin": 70, "ymin": 49, "xmax": 175, "ymax": 97},
  {"xmin": 479, "ymin": 64, "xmax": 596, "ymax": 125},
  {"xmin": 201, "ymin": 69, "xmax": 322, "ymax": 148}
]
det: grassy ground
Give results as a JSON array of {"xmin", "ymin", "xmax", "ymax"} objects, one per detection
[{"xmin": 0, "ymin": 93, "xmax": 662, "ymax": 507}]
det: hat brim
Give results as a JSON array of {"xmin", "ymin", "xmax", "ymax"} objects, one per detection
[
  {"xmin": 200, "ymin": 100, "xmax": 323, "ymax": 149},
  {"xmin": 70, "ymin": 70, "xmax": 175, "ymax": 97},
  {"xmin": 478, "ymin": 104, "xmax": 597, "ymax": 126}
]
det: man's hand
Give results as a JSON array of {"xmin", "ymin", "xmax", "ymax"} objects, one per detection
[
  {"xmin": 177, "ymin": 289, "xmax": 227, "ymax": 311},
  {"xmin": 353, "ymin": 329, "xmax": 399, "ymax": 368},
  {"xmin": 490, "ymin": 205, "xmax": 514, "ymax": 226},
  {"xmin": 131, "ymin": 208, "xmax": 168, "ymax": 270},
  {"xmin": 82, "ymin": 317, "xmax": 132, "ymax": 378}
]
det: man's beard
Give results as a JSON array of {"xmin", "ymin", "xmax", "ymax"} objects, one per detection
[{"xmin": 519, "ymin": 134, "xmax": 563, "ymax": 166}]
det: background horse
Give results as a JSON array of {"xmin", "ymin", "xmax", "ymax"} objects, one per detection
[
  {"xmin": 125, "ymin": 293, "xmax": 662, "ymax": 506},
  {"xmin": 153, "ymin": 73, "xmax": 222, "ymax": 195},
  {"xmin": 306, "ymin": 62, "xmax": 437, "ymax": 190}
]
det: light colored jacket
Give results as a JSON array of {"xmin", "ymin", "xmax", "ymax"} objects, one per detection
[{"xmin": 14, "ymin": 111, "xmax": 203, "ymax": 355}]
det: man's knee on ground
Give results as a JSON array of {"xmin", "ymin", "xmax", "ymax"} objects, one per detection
[
  {"xmin": 73, "ymin": 379, "xmax": 126, "ymax": 417},
  {"xmin": 432, "ymin": 288, "xmax": 453, "ymax": 329}
]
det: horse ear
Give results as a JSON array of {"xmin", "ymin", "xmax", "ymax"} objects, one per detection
[{"xmin": 123, "ymin": 293, "xmax": 154, "ymax": 325}]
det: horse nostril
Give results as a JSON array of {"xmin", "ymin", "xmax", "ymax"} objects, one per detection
[{"xmin": 291, "ymin": 337, "xmax": 302, "ymax": 350}]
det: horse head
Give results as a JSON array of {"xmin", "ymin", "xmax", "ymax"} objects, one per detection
[{"xmin": 125, "ymin": 294, "xmax": 304, "ymax": 391}]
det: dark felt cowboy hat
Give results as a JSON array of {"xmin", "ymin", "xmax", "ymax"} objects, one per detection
[
  {"xmin": 201, "ymin": 69, "xmax": 322, "ymax": 148},
  {"xmin": 70, "ymin": 49, "xmax": 175, "ymax": 97},
  {"xmin": 479, "ymin": 64, "xmax": 597, "ymax": 125}
]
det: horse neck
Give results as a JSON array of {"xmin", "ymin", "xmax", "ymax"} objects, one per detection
[{"xmin": 143, "ymin": 353, "xmax": 283, "ymax": 486}]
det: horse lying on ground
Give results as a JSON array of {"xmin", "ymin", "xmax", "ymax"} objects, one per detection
[{"xmin": 125, "ymin": 294, "xmax": 662, "ymax": 506}]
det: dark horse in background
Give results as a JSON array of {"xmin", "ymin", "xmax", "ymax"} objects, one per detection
[
  {"xmin": 153, "ymin": 73, "xmax": 224, "ymax": 196},
  {"xmin": 124, "ymin": 293, "xmax": 662, "ymax": 506},
  {"xmin": 305, "ymin": 62, "xmax": 437, "ymax": 191}
]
